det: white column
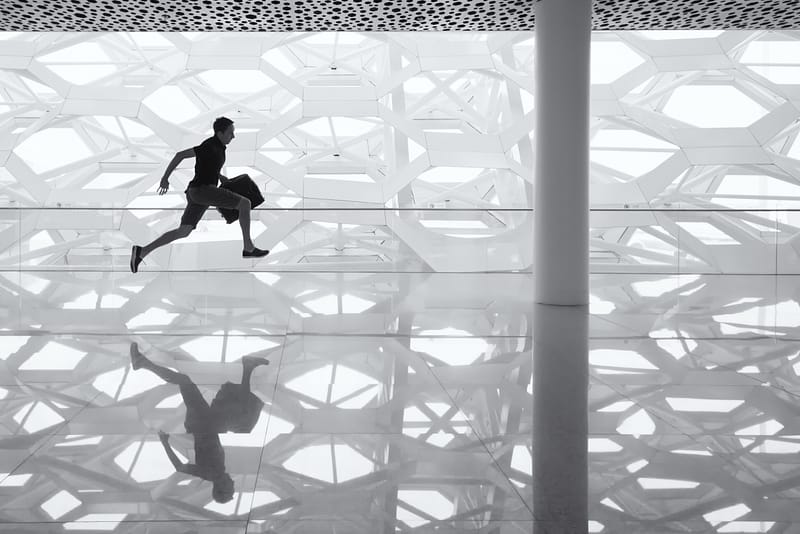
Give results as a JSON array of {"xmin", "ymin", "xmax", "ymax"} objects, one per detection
[
  {"xmin": 534, "ymin": 0, "xmax": 591, "ymax": 306},
  {"xmin": 533, "ymin": 1, "xmax": 591, "ymax": 532},
  {"xmin": 533, "ymin": 303, "xmax": 588, "ymax": 533}
]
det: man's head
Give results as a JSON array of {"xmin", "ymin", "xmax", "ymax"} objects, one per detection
[
  {"xmin": 213, "ymin": 117, "xmax": 235, "ymax": 145},
  {"xmin": 212, "ymin": 472, "xmax": 235, "ymax": 503}
]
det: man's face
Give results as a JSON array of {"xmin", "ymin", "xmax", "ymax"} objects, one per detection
[{"xmin": 218, "ymin": 124, "xmax": 235, "ymax": 145}]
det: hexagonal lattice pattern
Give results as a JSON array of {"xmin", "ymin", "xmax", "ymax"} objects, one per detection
[
  {"xmin": 590, "ymin": 31, "xmax": 800, "ymax": 274},
  {"xmin": 3, "ymin": 31, "xmax": 800, "ymax": 274},
  {"xmin": 0, "ymin": 31, "xmax": 536, "ymax": 273}
]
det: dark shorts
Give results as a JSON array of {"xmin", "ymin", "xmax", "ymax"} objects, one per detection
[
  {"xmin": 180, "ymin": 382, "xmax": 211, "ymax": 433},
  {"xmin": 211, "ymin": 382, "xmax": 264, "ymax": 432},
  {"xmin": 180, "ymin": 185, "xmax": 244, "ymax": 229}
]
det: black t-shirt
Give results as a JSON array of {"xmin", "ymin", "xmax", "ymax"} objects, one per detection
[
  {"xmin": 192, "ymin": 432, "xmax": 226, "ymax": 480},
  {"xmin": 187, "ymin": 135, "xmax": 226, "ymax": 188}
]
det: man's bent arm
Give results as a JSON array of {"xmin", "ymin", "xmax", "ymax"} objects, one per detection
[
  {"xmin": 160, "ymin": 437, "xmax": 184, "ymax": 469},
  {"xmin": 158, "ymin": 148, "xmax": 195, "ymax": 194},
  {"xmin": 162, "ymin": 148, "xmax": 195, "ymax": 181},
  {"xmin": 159, "ymin": 437, "xmax": 202, "ymax": 477}
]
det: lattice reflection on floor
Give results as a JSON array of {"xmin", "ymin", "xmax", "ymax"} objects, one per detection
[{"xmin": 0, "ymin": 273, "xmax": 799, "ymax": 532}]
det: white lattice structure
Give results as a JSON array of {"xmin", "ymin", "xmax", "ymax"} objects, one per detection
[
  {"xmin": 6, "ymin": 29, "xmax": 800, "ymax": 534},
  {"xmin": 590, "ymin": 30, "xmax": 800, "ymax": 274},
  {"xmin": 3, "ymin": 31, "xmax": 800, "ymax": 273},
  {"xmin": 0, "ymin": 32, "xmax": 535, "ymax": 273}
]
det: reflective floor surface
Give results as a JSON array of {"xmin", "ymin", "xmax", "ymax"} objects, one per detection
[{"xmin": 1, "ymin": 271, "xmax": 799, "ymax": 533}]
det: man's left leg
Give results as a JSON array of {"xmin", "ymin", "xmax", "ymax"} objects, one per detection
[
  {"xmin": 240, "ymin": 355, "xmax": 270, "ymax": 394},
  {"xmin": 190, "ymin": 186, "xmax": 269, "ymax": 258}
]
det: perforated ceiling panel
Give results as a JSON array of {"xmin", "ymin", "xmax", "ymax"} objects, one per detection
[{"xmin": 2, "ymin": 0, "xmax": 800, "ymax": 32}]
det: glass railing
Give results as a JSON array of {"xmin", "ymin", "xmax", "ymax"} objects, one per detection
[
  {"xmin": 0, "ymin": 207, "xmax": 532, "ymax": 272},
  {"xmin": 0, "ymin": 206, "xmax": 798, "ymax": 273}
]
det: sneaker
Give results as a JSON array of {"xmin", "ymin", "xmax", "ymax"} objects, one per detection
[
  {"xmin": 243, "ymin": 247, "xmax": 269, "ymax": 258},
  {"xmin": 130, "ymin": 245, "xmax": 143, "ymax": 273}
]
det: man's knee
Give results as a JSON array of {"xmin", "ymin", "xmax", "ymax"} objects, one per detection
[
  {"xmin": 237, "ymin": 197, "xmax": 251, "ymax": 211},
  {"xmin": 177, "ymin": 225, "xmax": 194, "ymax": 237},
  {"xmin": 174, "ymin": 373, "xmax": 192, "ymax": 385}
]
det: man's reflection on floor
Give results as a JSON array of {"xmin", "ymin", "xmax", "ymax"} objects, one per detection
[{"xmin": 129, "ymin": 342, "xmax": 269, "ymax": 503}]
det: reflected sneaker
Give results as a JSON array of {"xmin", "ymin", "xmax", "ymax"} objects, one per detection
[
  {"xmin": 243, "ymin": 247, "xmax": 269, "ymax": 258},
  {"xmin": 242, "ymin": 355, "xmax": 270, "ymax": 368},
  {"xmin": 130, "ymin": 245, "xmax": 143, "ymax": 273},
  {"xmin": 129, "ymin": 342, "xmax": 145, "ymax": 370}
]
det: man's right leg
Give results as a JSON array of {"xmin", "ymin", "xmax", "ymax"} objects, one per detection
[
  {"xmin": 130, "ymin": 225, "xmax": 193, "ymax": 273},
  {"xmin": 130, "ymin": 194, "xmax": 205, "ymax": 273},
  {"xmin": 131, "ymin": 342, "xmax": 212, "ymax": 428},
  {"xmin": 141, "ymin": 225, "xmax": 194, "ymax": 259},
  {"xmin": 130, "ymin": 342, "xmax": 191, "ymax": 385}
]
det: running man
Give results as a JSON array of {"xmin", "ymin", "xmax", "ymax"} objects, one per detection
[
  {"xmin": 129, "ymin": 342, "xmax": 270, "ymax": 503},
  {"xmin": 129, "ymin": 117, "xmax": 268, "ymax": 273}
]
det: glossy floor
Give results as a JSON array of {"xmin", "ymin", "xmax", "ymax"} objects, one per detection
[{"xmin": 1, "ymin": 272, "xmax": 797, "ymax": 533}]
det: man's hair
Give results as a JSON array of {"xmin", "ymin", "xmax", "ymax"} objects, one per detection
[
  {"xmin": 212, "ymin": 474, "xmax": 235, "ymax": 503},
  {"xmin": 213, "ymin": 116, "xmax": 234, "ymax": 134}
]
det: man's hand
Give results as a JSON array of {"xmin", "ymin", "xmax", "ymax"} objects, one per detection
[
  {"xmin": 219, "ymin": 174, "xmax": 229, "ymax": 184},
  {"xmin": 157, "ymin": 178, "xmax": 170, "ymax": 195}
]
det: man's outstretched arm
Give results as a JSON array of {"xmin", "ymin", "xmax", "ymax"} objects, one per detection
[
  {"xmin": 158, "ymin": 430, "xmax": 200, "ymax": 476},
  {"xmin": 158, "ymin": 148, "xmax": 195, "ymax": 195}
]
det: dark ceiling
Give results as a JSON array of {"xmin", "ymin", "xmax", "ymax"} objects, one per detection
[{"xmin": 2, "ymin": 0, "xmax": 799, "ymax": 32}]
